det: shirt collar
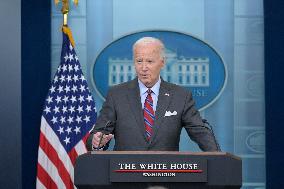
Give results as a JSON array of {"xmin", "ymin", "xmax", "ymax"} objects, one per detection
[{"xmin": 138, "ymin": 77, "xmax": 161, "ymax": 96}]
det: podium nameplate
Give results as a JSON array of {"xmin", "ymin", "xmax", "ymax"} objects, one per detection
[{"xmin": 110, "ymin": 156, "xmax": 207, "ymax": 182}]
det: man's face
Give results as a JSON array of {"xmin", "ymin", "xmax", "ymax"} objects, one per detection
[{"xmin": 134, "ymin": 42, "xmax": 165, "ymax": 88}]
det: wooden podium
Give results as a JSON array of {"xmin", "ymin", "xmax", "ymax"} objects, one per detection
[{"xmin": 74, "ymin": 151, "xmax": 242, "ymax": 189}]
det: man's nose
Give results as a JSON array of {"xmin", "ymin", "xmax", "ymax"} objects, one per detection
[{"xmin": 142, "ymin": 62, "xmax": 148, "ymax": 71}]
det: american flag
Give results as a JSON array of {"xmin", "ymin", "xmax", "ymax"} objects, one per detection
[{"xmin": 36, "ymin": 27, "xmax": 96, "ymax": 189}]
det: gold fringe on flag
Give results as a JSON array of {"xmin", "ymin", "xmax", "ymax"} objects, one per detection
[{"xmin": 62, "ymin": 26, "xmax": 75, "ymax": 47}]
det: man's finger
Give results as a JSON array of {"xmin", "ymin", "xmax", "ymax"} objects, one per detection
[
  {"xmin": 92, "ymin": 132, "xmax": 104, "ymax": 148},
  {"xmin": 93, "ymin": 132, "xmax": 114, "ymax": 148},
  {"xmin": 100, "ymin": 134, "xmax": 113, "ymax": 146},
  {"xmin": 106, "ymin": 134, "xmax": 113, "ymax": 140},
  {"xmin": 92, "ymin": 136, "xmax": 100, "ymax": 143}
]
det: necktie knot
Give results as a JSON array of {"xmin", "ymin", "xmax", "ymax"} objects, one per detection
[{"xmin": 147, "ymin": 89, "xmax": 152, "ymax": 95}]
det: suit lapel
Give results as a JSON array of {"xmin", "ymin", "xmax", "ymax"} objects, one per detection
[
  {"xmin": 150, "ymin": 80, "xmax": 172, "ymax": 143},
  {"xmin": 127, "ymin": 78, "xmax": 148, "ymax": 141}
]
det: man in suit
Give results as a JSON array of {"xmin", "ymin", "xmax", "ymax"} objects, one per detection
[{"xmin": 86, "ymin": 37, "xmax": 220, "ymax": 151}]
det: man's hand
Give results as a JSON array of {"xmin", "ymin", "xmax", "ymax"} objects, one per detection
[{"xmin": 92, "ymin": 132, "xmax": 113, "ymax": 149}]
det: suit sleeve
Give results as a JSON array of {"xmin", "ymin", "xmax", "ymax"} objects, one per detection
[
  {"xmin": 182, "ymin": 91, "xmax": 220, "ymax": 152},
  {"xmin": 86, "ymin": 88, "xmax": 116, "ymax": 151}
]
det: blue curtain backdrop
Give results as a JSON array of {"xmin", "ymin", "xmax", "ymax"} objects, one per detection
[{"xmin": 17, "ymin": 0, "xmax": 284, "ymax": 188}]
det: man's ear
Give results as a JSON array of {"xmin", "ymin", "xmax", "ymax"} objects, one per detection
[{"xmin": 161, "ymin": 58, "xmax": 166, "ymax": 68}]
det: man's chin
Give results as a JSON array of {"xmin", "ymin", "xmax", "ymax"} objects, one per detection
[
  {"xmin": 143, "ymin": 81, "xmax": 154, "ymax": 88},
  {"xmin": 139, "ymin": 79, "xmax": 150, "ymax": 87}
]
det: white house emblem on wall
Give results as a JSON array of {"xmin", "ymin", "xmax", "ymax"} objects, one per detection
[
  {"xmin": 108, "ymin": 49, "xmax": 209, "ymax": 87},
  {"xmin": 92, "ymin": 31, "xmax": 227, "ymax": 110}
]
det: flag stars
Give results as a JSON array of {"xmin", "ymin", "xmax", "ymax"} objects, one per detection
[
  {"xmin": 55, "ymin": 96, "xmax": 62, "ymax": 104},
  {"xmin": 66, "ymin": 126, "xmax": 72, "ymax": 135},
  {"xmin": 74, "ymin": 126, "xmax": 81, "ymax": 134},
  {"xmin": 51, "ymin": 116, "xmax": 58, "ymax": 124},
  {"xmin": 54, "ymin": 75, "xmax": 59, "ymax": 83},
  {"xmin": 60, "ymin": 116, "xmax": 66, "ymax": 124},
  {"xmin": 64, "ymin": 53, "xmax": 69, "ymax": 62},
  {"xmin": 57, "ymin": 65, "xmax": 62, "ymax": 72},
  {"xmin": 70, "ymin": 95, "xmax": 77, "ymax": 103},
  {"xmin": 57, "ymin": 86, "xmax": 64, "ymax": 93},
  {"xmin": 62, "ymin": 64, "xmax": 67, "ymax": 72},
  {"xmin": 43, "ymin": 34, "xmax": 98, "ymax": 152},
  {"xmin": 68, "ymin": 53, "xmax": 74, "ymax": 62},
  {"xmin": 64, "ymin": 85, "xmax": 71, "ymax": 93},
  {"xmin": 59, "ymin": 75, "xmax": 65, "ymax": 83},
  {"xmin": 66, "ymin": 75, "xmax": 72, "ymax": 83},
  {"xmin": 86, "ymin": 95, "xmax": 93, "ymax": 102},
  {"xmin": 74, "ymin": 64, "xmax": 79, "ymax": 72},
  {"xmin": 69, "ymin": 43, "xmax": 73, "ymax": 51},
  {"xmin": 86, "ymin": 105, "xmax": 92, "ymax": 112},
  {"xmin": 77, "ymin": 105, "xmax": 83, "ymax": 113},
  {"xmin": 76, "ymin": 116, "xmax": 82, "ymax": 123},
  {"xmin": 67, "ymin": 116, "xmax": 74, "ymax": 124},
  {"xmin": 62, "ymin": 106, "xmax": 68, "ymax": 113},
  {"xmin": 75, "ymin": 55, "xmax": 79, "ymax": 62},
  {"xmin": 63, "ymin": 137, "xmax": 70, "ymax": 145},
  {"xmin": 62, "ymin": 96, "xmax": 69, "ymax": 103},
  {"xmin": 83, "ymin": 115, "xmax": 90, "ymax": 123},
  {"xmin": 79, "ymin": 75, "xmax": 86, "ymax": 82},
  {"xmin": 73, "ymin": 75, "xmax": 79, "ymax": 82},
  {"xmin": 78, "ymin": 95, "xmax": 84, "ymax": 103},
  {"xmin": 68, "ymin": 64, "xmax": 73, "ymax": 72},
  {"xmin": 43, "ymin": 106, "xmax": 51, "ymax": 114},
  {"xmin": 71, "ymin": 85, "xmax": 78, "ymax": 93},
  {"xmin": 58, "ymin": 126, "xmax": 64, "ymax": 134},
  {"xmin": 49, "ymin": 85, "xmax": 56, "ymax": 93},
  {"xmin": 53, "ymin": 106, "xmax": 60, "ymax": 114},
  {"xmin": 79, "ymin": 85, "xmax": 86, "ymax": 92},
  {"xmin": 69, "ymin": 106, "xmax": 75, "ymax": 114},
  {"xmin": 46, "ymin": 96, "xmax": 53, "ymax": 104}
]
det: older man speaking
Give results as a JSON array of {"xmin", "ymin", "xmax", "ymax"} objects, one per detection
[{"xmin": 86, "ymin": 37, "xmax": 220, "ymax": 152}]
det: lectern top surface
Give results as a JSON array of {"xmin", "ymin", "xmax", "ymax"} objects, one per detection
[{"xmin": 89, "ymin": 151, "xmax": 241, "ymax": 160}]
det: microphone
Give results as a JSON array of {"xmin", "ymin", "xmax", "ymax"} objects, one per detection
[
  {"xmin": 96, "ymin": 120, "xmax": 115, "ymax": 150},
  {"xmin": 202, "ymin": 119, "xmax": 221, "ymax": 151}
]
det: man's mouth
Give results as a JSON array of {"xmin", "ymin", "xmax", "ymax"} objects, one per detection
[{"xmin": 141, "ymin": 74, "xmax": 148, "ymax": 78}]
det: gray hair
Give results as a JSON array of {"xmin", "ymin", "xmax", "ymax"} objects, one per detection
[{"xmin": 133, "ymin": 37, "xmax": 165, "ymax": 60}]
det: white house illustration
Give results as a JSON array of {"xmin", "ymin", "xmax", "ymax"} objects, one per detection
[{"xmin": 108, "ymin": 49, "xmax": 209, "ymax": 87}]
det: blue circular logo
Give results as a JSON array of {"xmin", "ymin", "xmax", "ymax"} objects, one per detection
[{"xmin": 92, "ymin": 31, "xmax": 227, "ymax": 110}]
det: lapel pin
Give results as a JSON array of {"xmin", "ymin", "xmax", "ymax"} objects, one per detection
[{"xmin": 165, "ymin": 93, "xmax": 170, "ymax": 96}]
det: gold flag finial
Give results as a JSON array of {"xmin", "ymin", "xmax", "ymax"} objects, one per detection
[
  {"xmin": 61, "ymin": 0, "xmax": 69, "ymax": 14},
  {"xmin": 54, "ymin": 0, "xmax": 79, "ymax": 26}
]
